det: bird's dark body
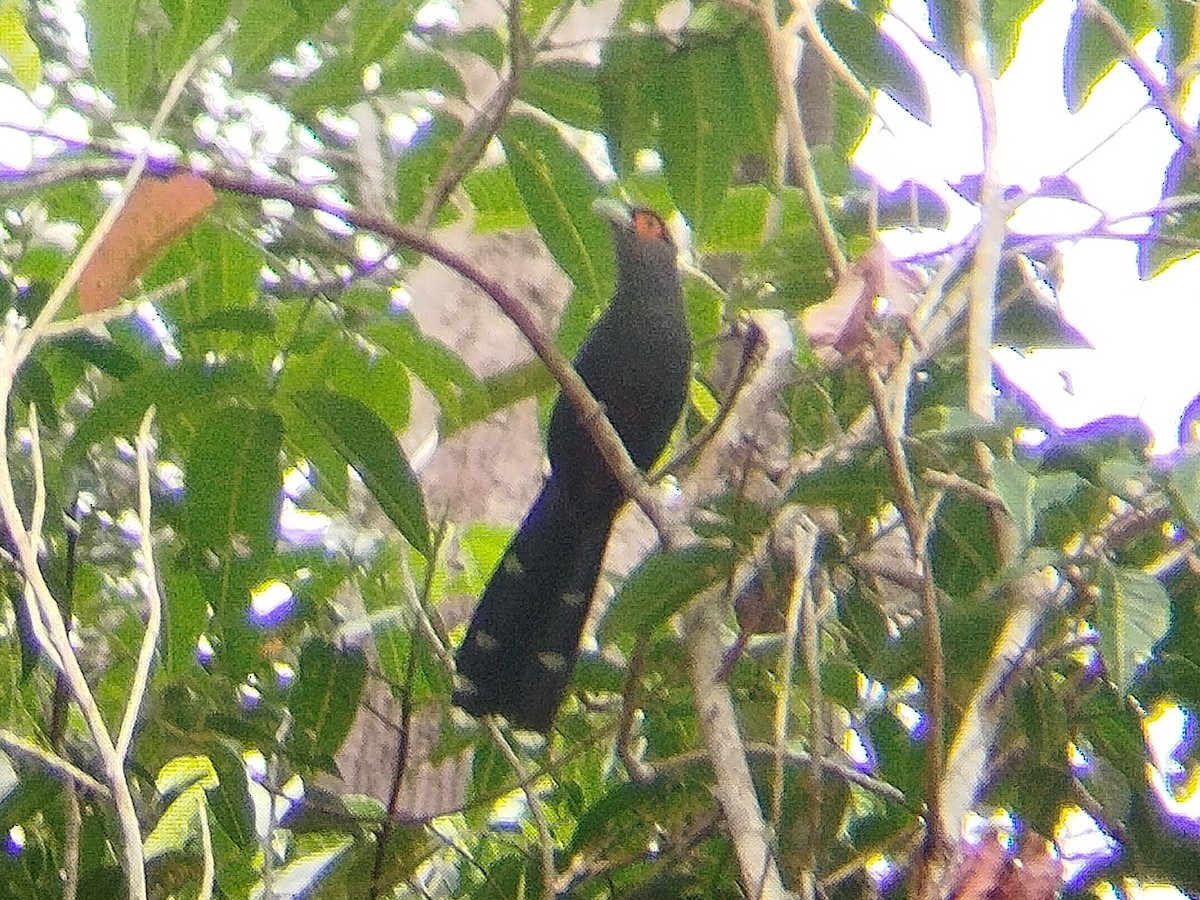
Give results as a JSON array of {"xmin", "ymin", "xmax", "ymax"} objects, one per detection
[{"xmin": 453, "ymin": 204, "xmax": 691, "ymax": 732}]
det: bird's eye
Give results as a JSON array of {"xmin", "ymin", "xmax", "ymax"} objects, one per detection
[{"xmin": 632, "ymin": 210, "xmax": 668, "ymax": 242}]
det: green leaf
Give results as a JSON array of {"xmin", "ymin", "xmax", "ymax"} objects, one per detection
[
  {"xmin": 162, "ymin": 569, "xmax": 207, "ymax": 677},
  {"xmin": 520, "ymin": 62, "xmax": 603, "ymax": 132},
  {"xmin": 433, "ymin": 26, "xmax": 504, "ymax": 69},
  {"xmin": 817, "ymin": 2, "xmax": 929, "ymax": 123},
  {"xmin": 188, "ymin": 307, "xmax": 277, "ymax": 336},
  {"xmin": 929, "ymin": 495, "xmax": 1000, "ymax": 600},
  {"xmin": 463, "ymin": 165, "xmax": 534, "ymax": 232},
  {"xmin": 289, "ymin": 56, "xmax": 368, "ymax": 111},
  {"xmin": 652, "ymin": 41, "xmax": 740, "ymax": 234},
  {"xmin": 1078, "ymin": 682, "xmax": 1147, "ymax": 783},
  {"xmin": 251, "ymin": 832, "xmax": 353, "ymax": 897},
  {"xmin": 0, "ymin": 0, "xmax": 41, "ymax": 91},
  {"xmin": 730, "ymin": 30, "xmax": 778, "ymax": 162},
  {"xmin": 1141, "ymin": 146, "xmax": 1200, "ymax": 278},
  {"xmin": 1097, "ymin": 567, "xmax": 1171, "ymax": 690},
  {"xmin": 925, "ymin": 0, "xmax": 964, "ymax": 68},
  {"xmin": 82, "ymin": 0, "xmax": 151, "ymax": 108},
  {"xmin": 1167, "ymin": 454, "xmax": 1200, "ymax": 528},
  {"xmin": 293, "ymin": 389, "xmax": 430, "ymax": 556},
  {"xmin": 290, "ymin": 640, "xmax": 368, "ymax": 767},
  {"xmin": 206, "ymin": 744, "xmax": 255, "ymax": 849},
  {"xmin": 995, "ymin": 294, "xmax": 1092, "ymax": 350},
  {"xmin": 1079, "ymin": 750, "xmax": 1133, "ymax": 824},
  {"xmin": 603, "ymin": 544, "xmax": 735, "ymax": 638},
  {"xmin": 501, "ymin": 117, "xmax": 613, "ymax": 315},
  {"xmin": 377, "ymin": 44, "xmax": 464, "ymax": 97},
  {"xmin": 992, "ymin": 457, "xmax": 1036, "ymax": 548},
  {"xmin": 598, "ymin": 38, "xmax": 670, "ymax": 175},
  {"xmin": 229, "ymin": 0, "xmax": 342, "ymax": 74},
  {"xmin": 1162, "ymin": 0, "xmax": 1198, "ymax": 70},
  {"xmin": 144, "ymin": 784, "xmax": 206, "ymax": 859},
  {"xmin": 1064, "ymin": 0, "xmax": 1154, "ymax": 111},
  {"xmin": 364, "ymin": 316, "xmax": 488, "ymax": 432},
  {"xmin": 63, "ymin": 361, "xmax": 266, "ymax": 471},
  {"xmin": 14, "ymin": 356, "xmax": 57, "ymax": 428},
  {"xmin": 394, "ymin": 112, "xmax": 461, "ymax": 224},
  {"xmin": 701, "ymin": 184, "xmax": 771, "ymax": 253},
  {"xmin": 683, "ymin": 279, "xmax": 724, "ymax": 373},
  {"xmin": 986, "ymin": 0, "xmax": 1042, "ymax": 73},
  {"xmin": 281, "ymin": 329, "xmax": 411, "ymax": 432},
  {"xmin": 184, "ymin": 406, "xmax": 283, "ymax": 673},
  {"xmin": 158, "ymin": 0, "xmax": 231, "ymax": 74},
  {"xmin": 156, "ymin": 754, "xmax": 219, "ymax": 798},
  {"xmin": 788, "ymin": 449, "xmax": 889, "ymax": 519},
  {"xmin": 47, "ymin": 333, "xmax": 141, "ymax": 379},
  {"xmin": 351, "ymin": 0, "xmax": 420, "ymax": 65},
  {"xmin": 152, "ymin": 223, "xmax": 262, "ymax": 325}
]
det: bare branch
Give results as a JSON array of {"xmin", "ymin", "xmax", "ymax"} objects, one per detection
[
  {"xmin": 0, "ymin": 729, "xmax": 110, "ymax": 798},
  {"xmin": 117, "ymin": 406, "xmax": 163, "ymax": 762}
]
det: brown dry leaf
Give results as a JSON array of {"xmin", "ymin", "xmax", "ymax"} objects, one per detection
[
  {"xmin": 800, "ymin": 243, "xmax": 919, "ymax": 366},
  {"xmin": 952, "ymin": 837, "xmax": 1008, "ymax": 900},
  {"xmin": 78, "ymin": 174, "xmax": 217, "ymax": 312},
  {"xmin": 949, "ymin": 832, "xmax": 1062, "ymax": 900},
  {"xmin": 996, "ymin": 835, "xmax": 1061, "ymax": 900}
]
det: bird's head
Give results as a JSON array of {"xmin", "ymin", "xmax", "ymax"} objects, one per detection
[{"xmin": 593, "ymin": 199, "xmax": 679, "ymax": 288}]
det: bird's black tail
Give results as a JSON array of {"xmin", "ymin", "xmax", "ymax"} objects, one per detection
[{"xmin": 453, "ymin": 477, "xmax": 616, "ymax": 732}]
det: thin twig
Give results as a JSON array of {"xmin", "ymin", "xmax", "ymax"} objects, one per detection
[
  {"xmin": 657, "ymin": 319, "xmax": 763, "ymax": 479},
  {"xmin": 617, "ymin": 637, "xmax": 652, "ymax": 782},
  {"xmin": 0, "ymin": 730, "xmax": 111, "ymax": 797},
  {"xmin": 117, "ymin": 406, "xmax": 162, "ymax": 762},
  {"xmin": 862, "ymin": 362, "xmax": 945, "ymax": 856},
  {"xmin": 798, "ymin": 521, "xmax": 822, "ymax": 900},
  {"xmin": 197, "ymin": 797, "xmax": 215, "ymax": 900},
  {"xmin": 755, "ymin": 0, "xmax": 845, "ymax": 275},
  {"xmin": 40, "ymin": 275, "xmax": 192, "ymax": 339},
  {"xmin": 414, "ymin": 0, "xmax": 526, "ymax": 228},
  {"xmin": 483, "ymin": 720, "xmax": 557, "ymax": 899},
  {"xmin": 959, "ymin": 0, "xmax": 1003, "ymax": 424},
  {"xmin": 1080, "ymin": 0, "xmax": 1198, "ymax": 156},
  {"xmin": 922, "ymin": 469, "xmax": 1005, "ymax": 509},
  {"xmin": 653, "ymin": 741, "xmax": 906, "ymax": 804},
  {"xmin": 63, "ymin": 786, "xmax": 81, "ymax": 900},
  {"xmin": 369, "ymin": 649, "xmax": 417, "ymax": 900}
]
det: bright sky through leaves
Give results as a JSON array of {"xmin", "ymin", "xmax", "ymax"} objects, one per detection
[{"xmin": 857, "ymin": 0, "xmax": 1200, "ymax": 455}]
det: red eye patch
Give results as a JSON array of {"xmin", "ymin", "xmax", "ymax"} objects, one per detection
[{"xmin": 632, "ymin": 209, "xmax": 669, "ymax": 242}]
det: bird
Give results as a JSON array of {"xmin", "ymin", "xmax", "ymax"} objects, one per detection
[{"xmin": 452, "ymin": 199, "xmax": 692, "ymax": 733}]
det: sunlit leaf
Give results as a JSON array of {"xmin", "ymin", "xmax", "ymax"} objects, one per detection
[
  {"xmin": 817, "ymin": 2, "xmax": 929, "ymax": 123},
  {"xmin": 0, "ymin": 0, "xmax": 41, "ymax": 91},
  {"xmin": 1097, "ymin": 567, "xmax": 1171, "ymax": 690}
]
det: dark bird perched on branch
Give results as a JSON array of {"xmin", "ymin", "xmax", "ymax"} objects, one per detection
[{"xmin": 453, "ymin": 199, "xmax": 692, "ymax": 733}]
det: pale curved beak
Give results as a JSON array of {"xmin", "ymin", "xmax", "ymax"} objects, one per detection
[{"xmin": 592, "ymin": 197, "xmax": 633, "ymax": 230}]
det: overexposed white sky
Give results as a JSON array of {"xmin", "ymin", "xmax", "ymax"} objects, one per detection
[{"xmin": 856, "ymin": 0, "xmax": 1200, "ymax": 455}]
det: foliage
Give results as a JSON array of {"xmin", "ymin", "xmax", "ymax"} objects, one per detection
[{"xmin": 0, "ymin": 0, "xmax": 1196, "ymax": 897}]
